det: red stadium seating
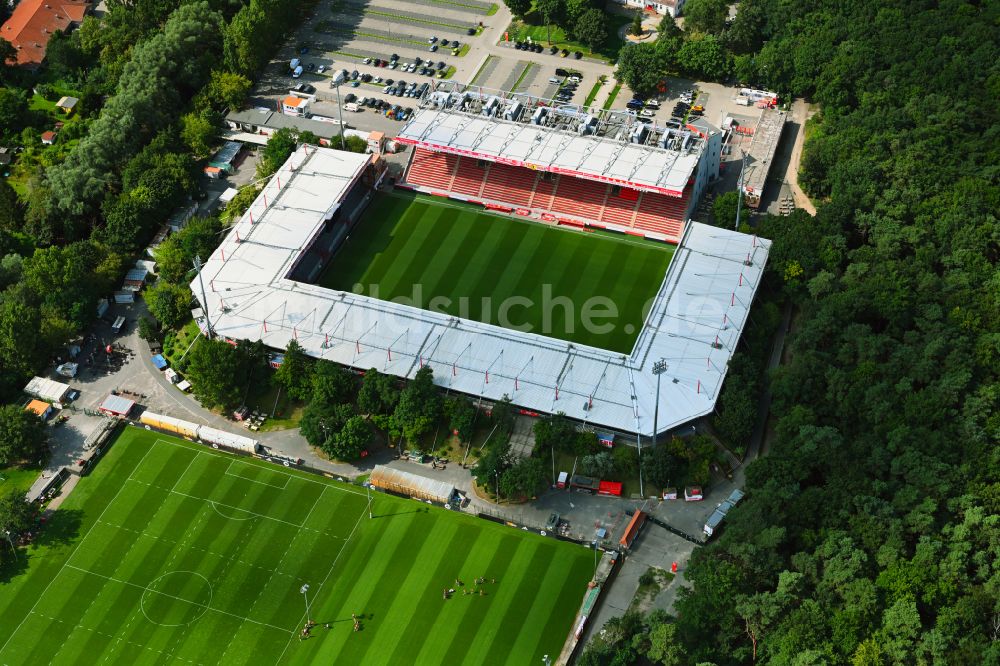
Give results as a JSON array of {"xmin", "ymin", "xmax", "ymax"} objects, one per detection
[
  {"xmin": 450, "ymin": 157, "xmax": 488, "ymax": 197},
  {"xmin": 601, "ymin": 189, "xmax": 640, "ymax": 227},
  {"xmin": 633, "ymin": 189, "xmax": 691, "ymax": 239},
  {"xmin": 549, "ymin": 176, "xmax": 607, "ymax": 220},
  {"xmin": 481, "ymin": 162, "xmax": 535, "ymax": 208},
  {"xmin": 405, "ymin": 148, "xmax": 459, "ymax": 191},
  {"xmin": 402, "ymin": 146, "xmax": 690, "ymax": 243},
  {"xmin": 529, "ymin": 174, "xmax": 557, "ymax": 209}
]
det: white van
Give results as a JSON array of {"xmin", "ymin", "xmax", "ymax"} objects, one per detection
[{"xmin": 343, "ymin": 102, "xmax": 360, "ymax": 112}]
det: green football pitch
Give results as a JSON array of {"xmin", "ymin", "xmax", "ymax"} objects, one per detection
[
  {"xmin": 0, "ymin": 428, "xmax": 593, "ymax": 665},
  {"xmin": 319, "ymin": 193, "xmax": 675, "ymax": 353}
]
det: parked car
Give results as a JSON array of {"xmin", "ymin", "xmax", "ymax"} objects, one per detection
[
  {"xmin": 429, "ymin": 44, "xmax": 438, "ymax": 52},
  {"xmin": 550, "ymin": 46, "xmax": 559, "ymax": 54},
  {"xmin": 362, "ymin": 73, "xmax": 373, "ymax": 83},
  {"xmin": 568, "ymin": 75, "xmax": 581, "ymax": 83},
  {"xmin": 640, "ymin": 109, "xmax": 656, "ymax": 117},
  {"xmin": 307, "ymin": 62, "xmax": 315, "ymax": 71},
  {"xmin": 442, "ymin": 39, "xmax": 450, "ymax": 46},
  {"xmin": 437, "ymin": 61, "xmax": 446, "ymax": 69},
  {"xmin": 363, "ymin": 57, "xmax": 372, "ymax": 65},
  {"xmin": 574, "ymin": 51, "xmax": 582, "ymax": 59},
  {"xmin": 548, "ymin": 76, "xmax": 562, "ymax": 84},
  {"xmin": 317, "ymin": 65, "xmax": 326, "ymax": 74},
  {"xmin": 467, "ymin": 27, "xmax": 476, "ymax": 35},
  {"xmin": 428, "ymin": 36, "xmax": 438, "ymax": 43}
]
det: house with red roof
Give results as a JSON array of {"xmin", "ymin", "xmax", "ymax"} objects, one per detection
[{"xmin": 0, "ymin": 0, "xmax": 91, "ymax": 68}]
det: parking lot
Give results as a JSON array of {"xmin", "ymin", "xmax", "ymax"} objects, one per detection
[
  {"xmin": 249, "ymin": 0, "xmax": 497, "ymax": 128},
  {"xmin": 242, "ymin": 1, "xmax": 786, "ymax": 212}
]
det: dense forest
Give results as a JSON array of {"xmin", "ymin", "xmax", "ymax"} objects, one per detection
[
  {"xmin": 0, "ymin": 0, "xmax": 315, "ymax": 400},
  {"xmin": 582, "ymin": 0, "xmax": 1000, "ymax": 664}
]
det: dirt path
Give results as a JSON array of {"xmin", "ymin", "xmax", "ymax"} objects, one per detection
[{"xmin": 786, "ymin": 98, "xmax": 817, "ymax": 215}]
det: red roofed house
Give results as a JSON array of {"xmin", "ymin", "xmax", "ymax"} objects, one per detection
[
  {"xmin": 40, "ymin": 130, "xmax": 56, "ymax": 144},
  {"xmin": 0, "ymin": 0, "xmax": 91, "ymax": 68}
]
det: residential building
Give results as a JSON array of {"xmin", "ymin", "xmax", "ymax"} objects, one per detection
[{"xmin": 0, "ymin": 0, "xmax": 91, "ymax": 67}]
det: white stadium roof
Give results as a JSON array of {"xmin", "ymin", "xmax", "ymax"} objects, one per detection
[
  {"xmin": 192, "ymin": 145, "xmax": 770, "ymax": 438},
  {"xmin": 395, "ymin": 108, "xmax": 701, "ymax": 197}
]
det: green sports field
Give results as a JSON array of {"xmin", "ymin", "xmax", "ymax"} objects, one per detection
[
  {"xmin": 0, "ymin": 428, "xmax": 593, "ymax": 665},
  {"xmin": 319, "ymin": 193, "xmax": 675, "ymax": 353}
]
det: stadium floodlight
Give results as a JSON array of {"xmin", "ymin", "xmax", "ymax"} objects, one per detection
[
  {"xmin": 646, "ymin": 359, "xmax": 669, "ymax": 498},
  {"xmin": 300, "ymin": 583, "xmax": 312, "ymax": 623},
  {"xmin": 330, "ymin": 72, "xmax": 348, "ymax": 151},
  {"xmin": 735, "ymin": 150, "xmax": 749, "ymax": 230}
]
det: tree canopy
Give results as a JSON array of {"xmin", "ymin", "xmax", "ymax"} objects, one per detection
[
  {"xmin": 591, "ymin": 0, "xmax": 1000, "ymax": 663},
  {"xmin": 0, "ymin": 404, "xmax": 48, "ymax": 467}
]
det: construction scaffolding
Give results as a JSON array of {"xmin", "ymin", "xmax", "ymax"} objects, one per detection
[{"xmin": 741, "ymin": 108, "xmax": 787, "ymax": 208}]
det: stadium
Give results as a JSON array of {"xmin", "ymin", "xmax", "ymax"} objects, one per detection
[{"xmin": 190, "ymin": 82, "xmax": 771, "ymax": 440}]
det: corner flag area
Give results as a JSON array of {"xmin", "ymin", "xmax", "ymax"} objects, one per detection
[{"xmin": 0, "ymin": 428, "xmax": 593, "ymax": 664}]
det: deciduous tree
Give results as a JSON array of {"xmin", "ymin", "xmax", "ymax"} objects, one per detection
[{"xmin": 0, "ymin": 404, "xmax": 48, "ymax": 467}]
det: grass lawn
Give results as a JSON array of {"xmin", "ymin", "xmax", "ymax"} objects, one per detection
[
  {"xmin": 603, "ymin": 82, "xmax": 623, "ymax": 110},
  {"xmin": 509, "ymin": 12, "xmax": 631, "ymax": 62},
  {"xmin": 318, "ymin": 192, "xmax": 674, "ymax": 353},
  {"xmin": 0, "ymin": 428, "xmax": 594, "ymax": 664},
  {"xmin": 0, "ymin": 466, "xmax": 42, "ymax": 495},
  {"xmin": 162, "ymin": 318, "xmax": 202, "ymax": 367}
]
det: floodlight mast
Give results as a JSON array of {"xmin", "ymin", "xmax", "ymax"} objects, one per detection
[
  {"xmin": 649, "ymin": 359, "xmax": 669, "ymax": 498},
  {"xmin": 331, "ymin": 71, "xmax": 348, "ymax": 151}
]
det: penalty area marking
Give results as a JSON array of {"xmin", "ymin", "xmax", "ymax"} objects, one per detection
[{"xmin": 209, "ymin": 501, "xmax": 257, "ymax": 521}]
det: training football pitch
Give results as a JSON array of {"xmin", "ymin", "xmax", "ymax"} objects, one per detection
[
  {"xmin": 0, "ymin": 428, "xmax": 593, "ymax": 665},
  {"xmin": 318, "ymin": 193, "xmax": 675, "ymax": 353}
]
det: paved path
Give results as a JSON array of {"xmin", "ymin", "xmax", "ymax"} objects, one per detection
[{"xmin": 785, "ymin": 98, "xmax": 817, "ymax": 215}]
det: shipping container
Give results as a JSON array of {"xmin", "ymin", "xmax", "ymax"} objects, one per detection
[
  {"xmin": 139, "ymin": 412, "xmax": 200, "ymax": 438},
  {"xmin": 197, "ymin": 426, "xmax": 260, "ymax": 454}
]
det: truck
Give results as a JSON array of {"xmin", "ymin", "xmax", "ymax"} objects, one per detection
[{"xmin": 289, "ymin": 58, "xmax": 300, "ymax": 71}]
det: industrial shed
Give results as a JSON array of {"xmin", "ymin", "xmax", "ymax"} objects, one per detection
[
  {"xmin": 369, "ymin": 465, "xmax": 455, "ymax": 504},
  {"xmin": 24, "ymin": 376, "xmax": 71, "ymax": 403}
]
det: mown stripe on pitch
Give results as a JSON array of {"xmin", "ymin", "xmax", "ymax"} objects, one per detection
[
  {"xmin": 514, "ymin": 547, "xmax": 595, "ymax": 665},
  {"xmin": 421, "ymin": 531, "xmax": 522, "ymax": 665},
  {"xmin": 18, "ymin": 567, "xmax": 111, "ymax": 664},
  {"xmin": 380, "ymin": 523, "xmax": 505, "ymax": 665},
  {"xmin": 460, "ymin": 539, "xmax": 556, "ymax": 665},
  {"xmin": 462, "ymin": 219, "xmax": 531, "ymax": 323},
  {"xmin": 499, "ymin": 543, "xmax": 592, "ymax": 664},
  {"xmin": 302, "ymin": 506, "xmax": 429, "ymax": 664},
  {"xmin": 350, "ymin": 201, "xmax": 426, "ymax": 290},
  {"xmin": 387, "ymin": 204, "xmax": 460, "ymax": 298},
  {"xmin": 545, "ymin": 237, "xmax": 599, "ymax": 344},
  {"xmin": 442, "ymin": 215, "xmax": 510, "ymax": 313},
  {"xmin": 373, "ymin": 204, "xmax": 442, "ymax": 295},
  {"xmin": 332, "ymin": 509, "xmax": 436, "ymax": 626},
  {"xmin": 483, "ymin": 224, "xmax": 547, "ymax": 328},
  {"xmin": 419, "ymin": 211, "xmax": 482, "ymax": 301},
  {"xmin": 346, "ymin": 517, "xmax": 472, "ymax": 665},
  {"xmin": 334, "ymin": 197, "xmax": 414, "ymax": 282}
]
